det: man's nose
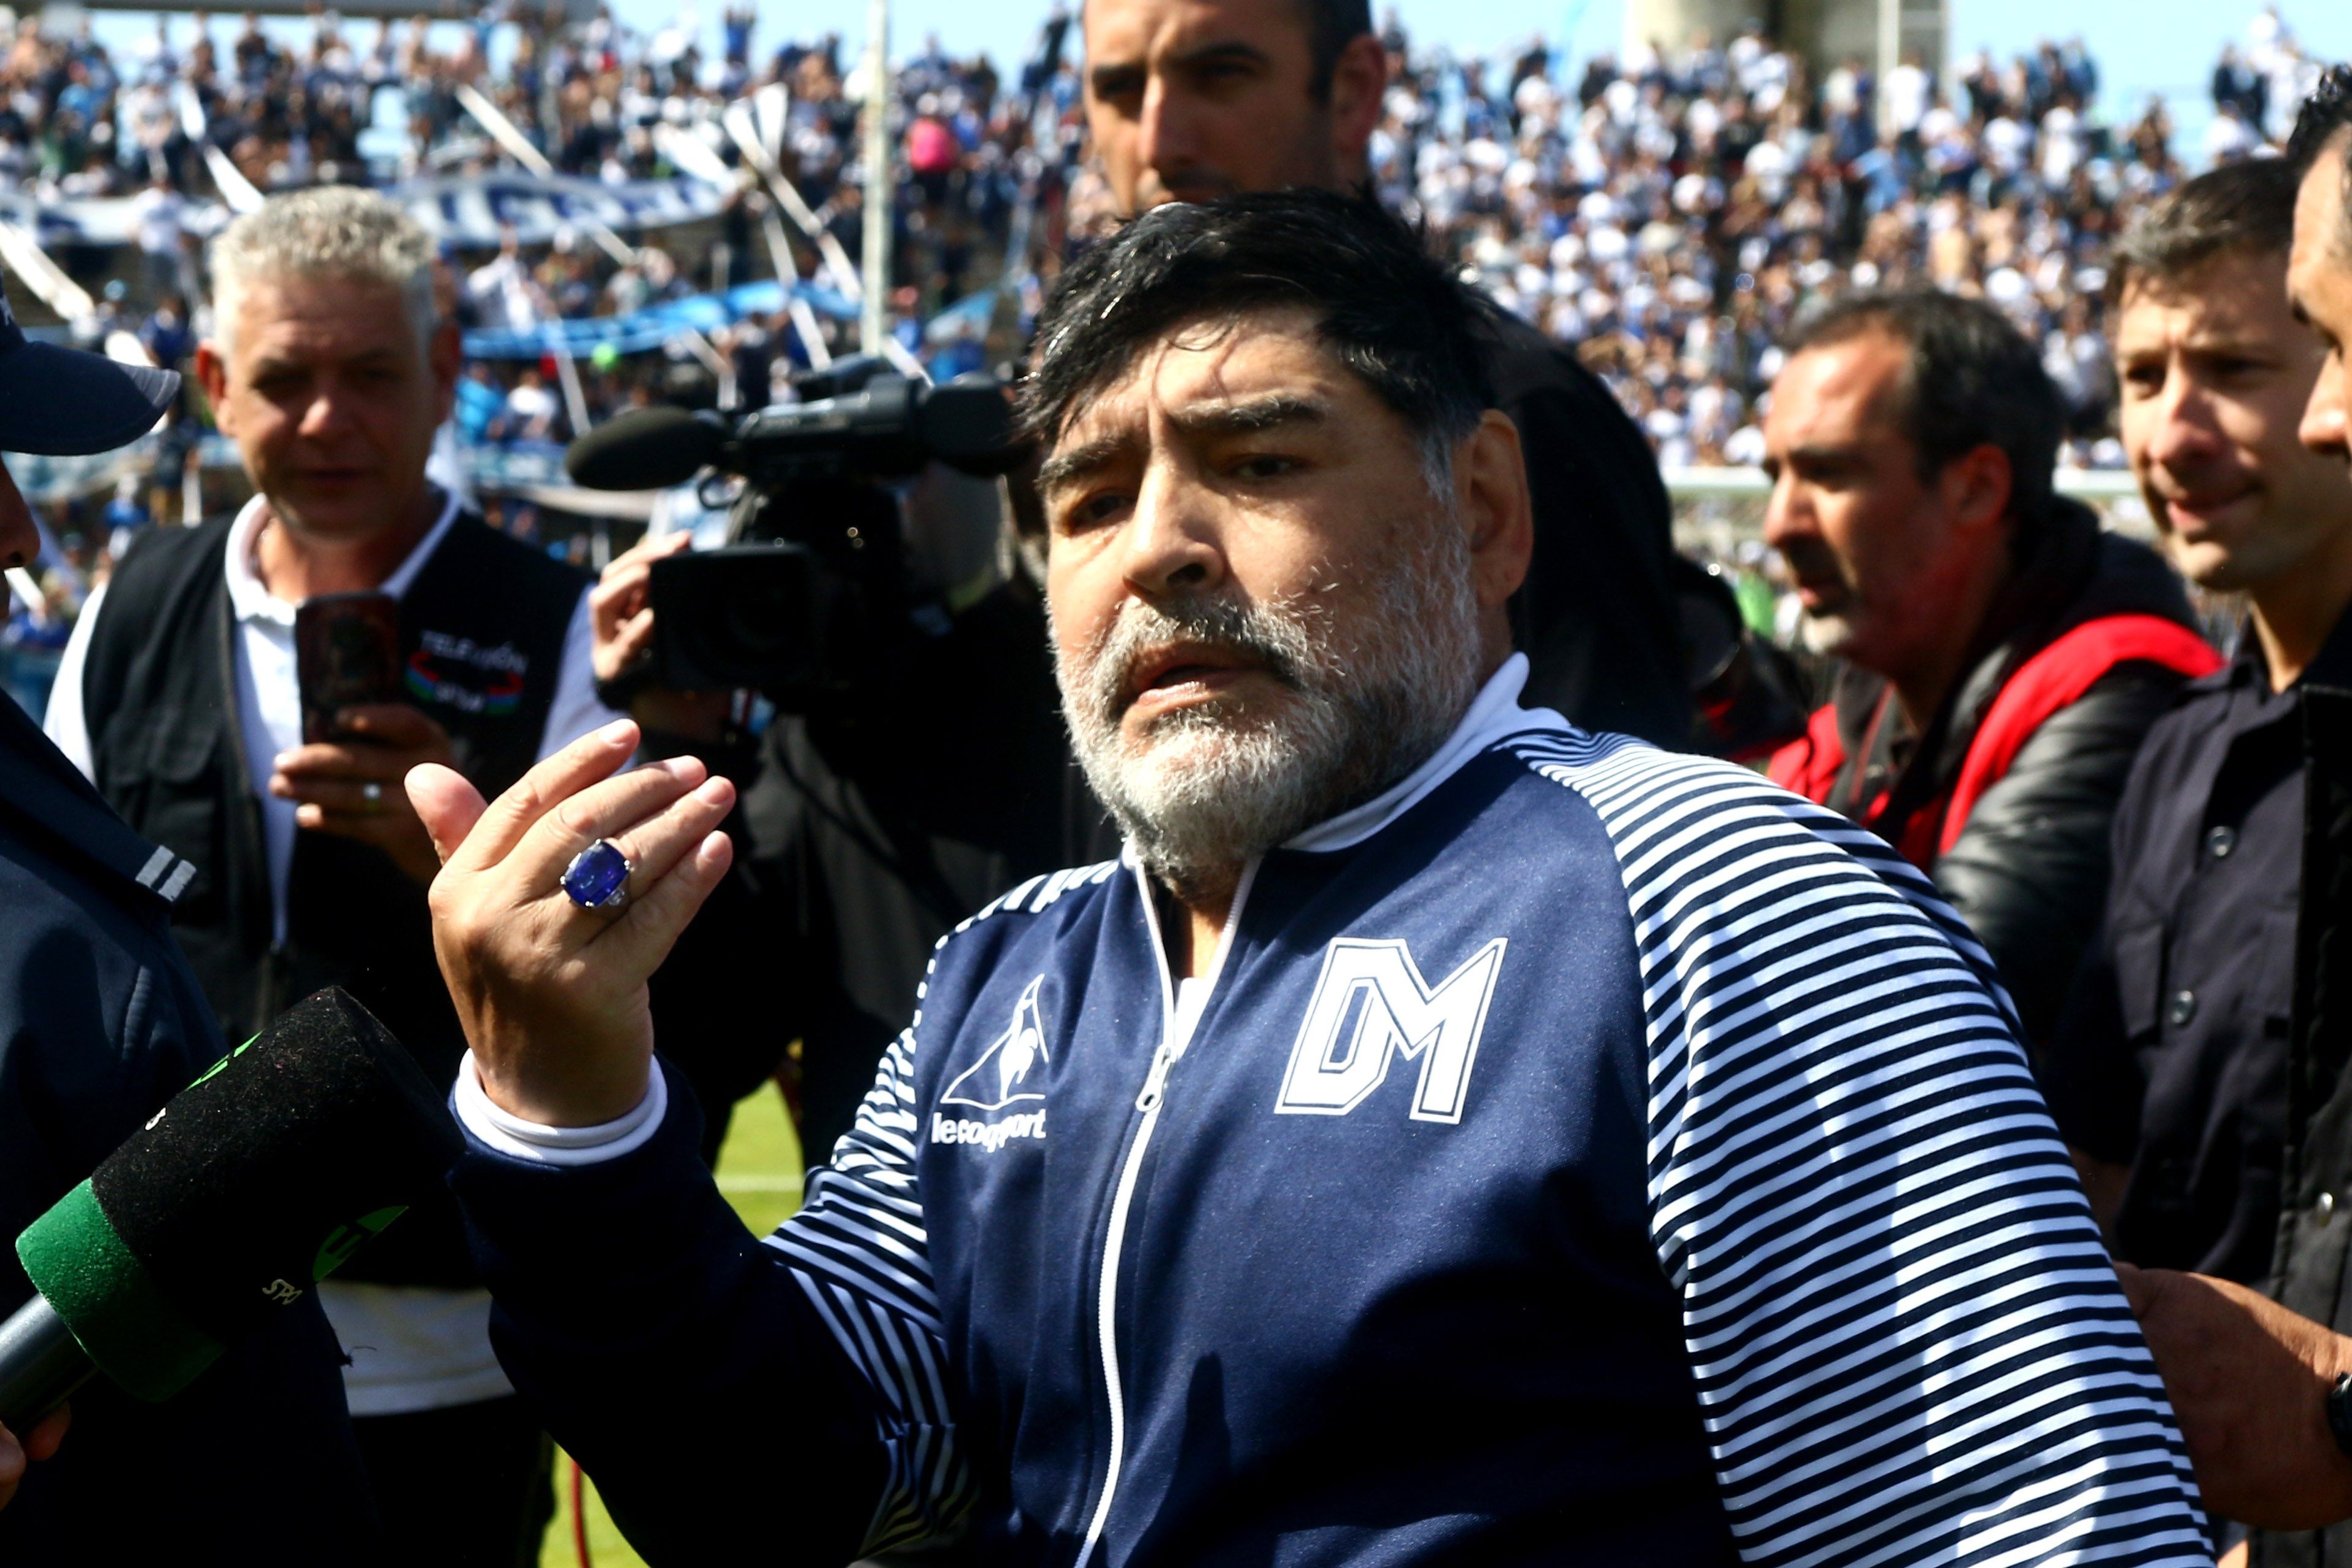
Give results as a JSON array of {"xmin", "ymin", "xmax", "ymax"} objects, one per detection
[
  {"xmin": 0, "ymin": 457, "xmax": 36, "ymax": 572},
  {"xmin": 1761, "ymin": 469, "xmax": 1808, "ymax": 555},
  {"xmin": 2144, "ymin": 367, "xmax": 2224, "ymax": 472},
  {"xmin": 297, "ymin": 376, "xmax": 356, "ymax": 439},
  {"xmin": 1120, "ymin": 462, "xmax": 1223, "ymax": 600},
  {"xmin": 2303, "ymin": 355, "xmax": 2351, "ymax": 463},
  {"xmin": 1136, "ymin": 76, "xmax": 1196, "ymax": 189}
]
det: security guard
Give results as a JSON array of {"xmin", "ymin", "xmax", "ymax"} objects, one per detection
[{"xmin": 0, "ymin": 279, "xmax": 376, "ymax": 1553}]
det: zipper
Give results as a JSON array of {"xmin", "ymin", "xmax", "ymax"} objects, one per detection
[{"xmin": 1076, "ymin": 858, "xmax": 1259, "ymax": 1567}]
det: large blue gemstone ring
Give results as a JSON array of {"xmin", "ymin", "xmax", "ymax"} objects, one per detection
[{"xmin": 560, "ymin": 839, "xmax": 634, "ymax": 911}]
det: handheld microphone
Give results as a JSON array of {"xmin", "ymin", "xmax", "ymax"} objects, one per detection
[
  {"xmin": 564, "ymin": 406, "xmax": 726, "ymax": 492},
  {"xmin": 0, "ymin": 988, "xmax": 463, "ymax": 1432}
]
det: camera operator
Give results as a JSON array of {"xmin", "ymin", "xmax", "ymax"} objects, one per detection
[
  {"xmin": 41, "ymin": 187, "xmax": 766, "ymax": 1566},
  {"xmin": 585, "ymin": 379, "xmax": 1095, "ymax": 1165}
]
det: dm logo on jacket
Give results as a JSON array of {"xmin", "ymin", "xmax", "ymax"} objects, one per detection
[
  {"xmin": 934, "ymin": 976, "xmax": 1050, "ymax": 1151},
  {"xmin": 1275, "ymin": 937, "xmax": 1507, "ymax": 1123}
]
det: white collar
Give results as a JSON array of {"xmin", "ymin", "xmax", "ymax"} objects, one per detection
[
  {"xmin": 1283, "ymin": 653, "xmax": 1570, "ymax": 854},
  {"xmin": 222, "ymin": 488, "xmax": 462, "ymax": 626}
]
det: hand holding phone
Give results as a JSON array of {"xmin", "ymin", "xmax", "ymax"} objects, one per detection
[
  {"xmin": 278, "ymin": 592, "xmax": 452, "ymax": 885},
  {"xmin": 294, "ymin": 592, "xmax": 402, "ymax": 744}
]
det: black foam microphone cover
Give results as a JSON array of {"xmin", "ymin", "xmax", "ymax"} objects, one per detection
[
  {"xmin": 566, "ymin": 406, "xmax": 724, "ymax": 491},
  {"xmin": 10, "ymin": 988, "xmax": 464, "ymax": 1422}
]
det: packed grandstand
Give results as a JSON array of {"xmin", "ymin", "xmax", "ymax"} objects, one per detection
[{"xmin": 0, "ymin": 1, "xmax": 2337, "ymax": 708}]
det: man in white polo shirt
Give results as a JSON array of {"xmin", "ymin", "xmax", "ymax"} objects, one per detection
[{"xmin": 43, "ymin": 186, "xmax": 614, "ymax": 1567}]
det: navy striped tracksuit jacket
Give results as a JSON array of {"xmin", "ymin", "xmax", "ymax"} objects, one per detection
[{"xmin": 451, "ymin": 655, "xmax": 2212, "ymax": 1567}]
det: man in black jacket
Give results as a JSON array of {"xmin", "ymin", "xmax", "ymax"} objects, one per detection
[
  {"xmin": 2043, "ymin": 158, "xmax": 2352, "ymax": 1290},
  {"xmin": 1763, "ymin": 290, "xmax": 2218, "ymax": 1050},
  {"xmin": 2088, "ymin": 68, "xmax": 2352, "ymax": 1551},
  {"xmin": 0, "ymin": 279, "xmax": 379, "ymax": 1554}
]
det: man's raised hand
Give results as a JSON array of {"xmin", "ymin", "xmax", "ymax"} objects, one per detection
[{"xmin": 408, "ymin": 720, "xmax": 734, "ymax": 1128}]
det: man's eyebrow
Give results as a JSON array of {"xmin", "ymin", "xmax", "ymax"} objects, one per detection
[
  {"xmin": 1036, "ymin": 433, "xmax": 1133, "ymax": 496},
  {"xmin": 1781, "ymin": 441, "xmax": 1865, "ymax": 466},
  {"xmin": 1090, "ymin": 38, "xmax": 1267, "ymax": 96},
  {"xmin": 1167, "ymin": 394, "xmax": 1329, "ymax": 438},
  {"xmin": 1168, "ymin": 38, "xmax": 1272, "ymax": 75},
  {"xmin": 2175, "ymin": 330, "xmax": 2280, "ymax": 359},
  {"xmin": 1088, "ymin": 59, "xmax": 1143, "ymax": 95}
]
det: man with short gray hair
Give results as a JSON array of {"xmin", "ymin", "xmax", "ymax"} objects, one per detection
[{"xmin": 41, "ymin": 184, "xmax": 615, "ymax": 1566}]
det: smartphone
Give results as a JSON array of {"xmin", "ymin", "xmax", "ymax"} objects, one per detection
[{"xmin": 294, "ymin": 592, "xmax": 403, "ymax": 743}]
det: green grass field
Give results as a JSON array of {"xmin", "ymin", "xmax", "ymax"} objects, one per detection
[{"xmin": 537, "ymin": 1085, "xmax": 805, "ymax": 1568}]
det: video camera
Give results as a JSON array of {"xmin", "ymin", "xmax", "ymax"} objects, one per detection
[{"xmin": 565, "ymin": 357, "xmax": 1028, "ymax": 708}]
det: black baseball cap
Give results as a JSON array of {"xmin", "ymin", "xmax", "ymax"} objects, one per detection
[{"xmin": 0, "ymin": 273, "xmax": 177, "ymax": 456}]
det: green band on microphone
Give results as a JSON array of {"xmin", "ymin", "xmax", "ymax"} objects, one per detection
[{"xmin": 16, "ymin": 1179, "xmax": 223, "ymax": 1402}]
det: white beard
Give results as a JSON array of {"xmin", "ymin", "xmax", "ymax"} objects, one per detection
[{"xmin": 1054, "ymin": 518, "xmax": 1483, "ymax": 902}]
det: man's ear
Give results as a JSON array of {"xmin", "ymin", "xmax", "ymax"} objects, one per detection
[
  {"xmin": 1459, "ymin": 408, "xmax": 1534, "ymax": 608},
  {"xmin": 193, "ymin": 340, "xmax": 233, "ymax": 437},
  {"xmin": 1943, "ymin": 442, "xmax": 2017, "ymax": 537},
  {"xmin": 1327, "ymin": 33, "xmax": 1388, "ymax": 176}
]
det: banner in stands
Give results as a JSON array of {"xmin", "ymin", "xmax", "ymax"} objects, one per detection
[
  {"xmin": 0, "ymin": 174, "xmax": 728, "ymax": 252},
  {"xmin": 460, "ymin": 277, "xmax": 859, "ymax": 360},
  {"xmin": 0, "ymin": 192, "xmax": 177, "ymax": 250},
  {"xmin": 391, "ymin": 174, "xmax": 729, "ymax": 249}
]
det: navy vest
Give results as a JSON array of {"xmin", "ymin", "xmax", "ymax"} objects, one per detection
[{"xmin": 79, "ymin": 510, "xmax": 584, "ymax": 1284}]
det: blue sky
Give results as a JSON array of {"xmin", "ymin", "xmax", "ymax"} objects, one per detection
[
  {"xmin": 86, "ymin": 0, "xmax": 2352, "ymax": 157},
  {"xmin": 640, "ymin": 0, "xmax": 2352, "ymax": 145}
]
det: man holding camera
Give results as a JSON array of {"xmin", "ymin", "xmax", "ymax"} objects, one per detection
[{"xmin": 43, "ymin": 187, "xmax": 629, "ymax": 1566}]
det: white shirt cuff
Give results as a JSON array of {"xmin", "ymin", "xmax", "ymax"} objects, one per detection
[{"xmin": 453, "ymin": 1051, "xmax": 666, "ymax": 1166}]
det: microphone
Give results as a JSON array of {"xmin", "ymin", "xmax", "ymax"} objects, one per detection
[
  {"xmin": 565, "ymin": 406, "xmax": 726, "ymax": 492},
  {"xmin": 0, "ymin": 988, "xmax": 463, "ymax": 1432}
]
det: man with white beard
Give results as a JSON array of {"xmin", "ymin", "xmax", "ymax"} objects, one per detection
[{"xmin": 406, "ymin": 192, "xmax": 2211, "ymax": 1565}]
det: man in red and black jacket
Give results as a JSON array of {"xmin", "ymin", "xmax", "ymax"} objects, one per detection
[{"xmin": 1763, "ymin": 290, "xmax": 2219, "ymax": 1049}]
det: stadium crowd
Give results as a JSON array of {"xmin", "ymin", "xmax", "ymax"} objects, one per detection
[
  {"xmin": 0, "ymin": 0, "xmax": 2333, "ymax": 484},
  {"xmin": 4, "ymin": 0, "xmax": 2352, "ymax": 1561},
  {"xmin": 1385, "ymin": 12, "xmax": 2334, "ymax": 472},
  {"xmin": 2, "ymin": 1, "xmax": 2339, "ymax": 699}
]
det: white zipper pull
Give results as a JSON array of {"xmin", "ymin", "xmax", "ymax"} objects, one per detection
[{"xmin": 1135, "ymin": 1042, "xmax": 1177, "ymax": 1113}]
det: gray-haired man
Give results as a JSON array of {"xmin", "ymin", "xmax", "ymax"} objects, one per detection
[{"xmin": 42, "ymin": 185, "xmax": 613, "ymax": 1566}]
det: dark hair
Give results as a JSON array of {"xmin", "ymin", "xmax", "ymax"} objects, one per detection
[
  {"xmin": 1785, "ymin": 290, "xmax": 2065, "ymax": 530},
  {"xmin": 1299, "ymin": 0, "xmax": 1373, "ymax": 102},
  {"xmin": 1019, "ymin": 188, "xmax": 1492, "ymax": 468},
  {"xmin": 2113, "ymin": 157, "xmax": 2301, "ymax": 297},
  {"xmin": 2289, "ymin": 65, "xmax": 2352, "ymax": 255}
]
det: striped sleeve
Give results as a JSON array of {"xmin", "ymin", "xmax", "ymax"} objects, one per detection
[
  {"xmin": 755, "ymin": 861, "xmax": 1119, "ymax": 1554},
  {"xmin": 764, "ymin": 1020, "xmax": 976, "ymax": 1552},
  {"xmin": 1515, "ymin": 732, "xmax": 2212, "ymax": 1567}
]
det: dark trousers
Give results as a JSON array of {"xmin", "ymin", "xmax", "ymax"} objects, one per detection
[{"xmin": 352, "ymin": 1395, "xmax": 556, "ymax": 1568}]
